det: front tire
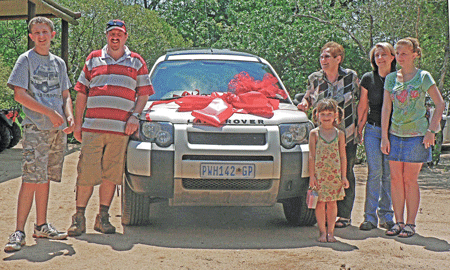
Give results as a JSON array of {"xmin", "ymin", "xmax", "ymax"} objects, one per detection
[
  {"xmin": 8, "ymin": 123, "xmax": 21, "ymax": 148},
  {"xmin": 121, "ymin": 175, "xmax": 152, "ymax": 226},
  {"xmin": 0, "ymin": 124, "xmax": 12, "ymax": 152},
  {"xmin": 282, "ymin": 196, "xmax": 316, "ymax": 226}
]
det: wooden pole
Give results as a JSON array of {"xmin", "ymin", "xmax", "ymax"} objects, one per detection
[
  {"xmin": 61, "ymin": 19, "xmax": 69, "ymax": 66},
  {"xmin": 27, "ymin": 0, "xmax": 36, "ymax": 49}
]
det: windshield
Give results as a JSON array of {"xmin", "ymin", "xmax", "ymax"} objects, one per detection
[{"xmin": 149, "ymin": 59, "xmax": 289, "ymax": 102}]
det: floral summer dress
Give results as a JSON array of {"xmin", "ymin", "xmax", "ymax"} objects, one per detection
[{"xmin": 315, "ymin": 128, "xmax": 346, "ymax": 202}]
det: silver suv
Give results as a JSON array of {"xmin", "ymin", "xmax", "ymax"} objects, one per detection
[{"xmin": 123, "ymin": 49, "xmax": 315, "ymax": 226}]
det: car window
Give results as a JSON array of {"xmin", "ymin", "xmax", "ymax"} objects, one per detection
[{"xmin": 149, "ymin": 60, "xmax": 286, "ymax": 101}]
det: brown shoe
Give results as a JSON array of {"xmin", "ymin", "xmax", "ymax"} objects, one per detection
[
  {"xmin": 68, "ymin": 212, "xmax": 86, "ymax": 237},
  {"xmin": 94, "ymin": 213, "xmax": 116, "ymax": 234}
]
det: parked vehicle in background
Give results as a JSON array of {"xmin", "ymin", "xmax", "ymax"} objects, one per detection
[
  {"xmin": 123, "ymin": 49, "xmax": 316, "ymax": 226},
  {"xmin": 441, "ymin": 102, "xmax": 450, "ymax": 145},
  {"xmin": 0, "ymin": 108, "xmax": 22, "ymax": 152},
  {"xmin": 426, "ymin": 99, "xmax": 448, "ymax": 166}
]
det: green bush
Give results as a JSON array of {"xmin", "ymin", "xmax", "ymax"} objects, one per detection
[{"xmin": 0, "ymin": 56, "xmax": 18, "ymax": 109}]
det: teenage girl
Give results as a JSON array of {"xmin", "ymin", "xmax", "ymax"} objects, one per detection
[
  {"xmin": 309, "ymin": 98, "xmax": 350, "ymax": 242},
  {"xmin": 381, "ymin": 37, "xmax": 445, "ymax": 237}
]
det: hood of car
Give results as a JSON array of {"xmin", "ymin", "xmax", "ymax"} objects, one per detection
[{"xmin": 143, "ymin": 101, "xmax": 308, "ymax": 125}]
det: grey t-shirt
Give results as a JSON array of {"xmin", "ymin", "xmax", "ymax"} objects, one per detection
[{"xmin": 7, "ymin": 49, "xmax": 71, "ymax": 130}]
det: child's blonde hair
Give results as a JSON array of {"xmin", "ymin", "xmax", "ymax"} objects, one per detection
[{"xmin": 312, "ymin": 98, "xmax": 344, "ymax": 127}]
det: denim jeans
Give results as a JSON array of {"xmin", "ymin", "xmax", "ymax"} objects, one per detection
[
  {"xmin": 362, "ymin": 123, "xmax": 394, "ymax": 225},
  {"xmin": 336, "ymin": 141, "xmax": 357, "ymax": 219}
]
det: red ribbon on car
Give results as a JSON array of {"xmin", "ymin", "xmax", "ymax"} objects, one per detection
[{"xmin": 146, "ymin": 72, "xmax": 287, "ymax": 127}]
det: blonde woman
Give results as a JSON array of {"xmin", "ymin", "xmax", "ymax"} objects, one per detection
[
  {"xmin": 357, "ymin": 43, "xmax": 396, "ymax": 231},
  {"xmin": 380, "ymin": 38, "xmax": 445, "ymax": 237}
]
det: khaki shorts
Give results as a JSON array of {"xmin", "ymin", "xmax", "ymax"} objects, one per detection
[
  {"xmin": 22, "ymin": 124, "xmax": 66, "ymax": 184},
  {"xmin": 77, "ymin": 132, "xmax": 129, "ymax": 186}
]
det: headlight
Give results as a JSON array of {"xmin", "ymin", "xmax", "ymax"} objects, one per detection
[
  {"xmin": 279, "ymin": 122, "xmax": 314, "ymax": 149},
  {"xmin": 139, "ymin": 122, "xmax": 174, "ymax": 147}
]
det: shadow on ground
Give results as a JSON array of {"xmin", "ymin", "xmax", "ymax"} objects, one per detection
[
  {"xmin": 66, "ymin": 202, "xmax": 449, "ymax": 253},
  {"xmin": 3, "ymin": 239, "xmax": 75, "ymax": 262}
]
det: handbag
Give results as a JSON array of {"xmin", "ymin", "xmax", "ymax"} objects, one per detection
[{"xmin": 306, "ymin": 187, "xmax": 319, "ymax": 209}]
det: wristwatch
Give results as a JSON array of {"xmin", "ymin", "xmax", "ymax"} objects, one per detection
[{"xmin": 131, "ymin": 112, "xmax": 140, "ymax": 119}]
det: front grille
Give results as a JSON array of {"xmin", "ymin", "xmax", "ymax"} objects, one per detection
[
  {"xmin": 182, "ymin": 178, "xmax": 272, "ymax": 190},
  {"xmin": 188, "ymin": 132, "xmax": 266, "ymax": 145},
  {"xmin": 182, "ymin": 155, "xmax": 273, "ymax": 161}
]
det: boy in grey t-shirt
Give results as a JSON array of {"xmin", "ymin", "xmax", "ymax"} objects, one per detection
[{"xmin": 4, "ymin": 17, "xmax": 74, "ymax": 253}]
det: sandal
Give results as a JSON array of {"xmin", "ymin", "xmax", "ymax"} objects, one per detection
[
  {"xmin": 398, "ymin": 224, "xmax": 416, "ymax": 238},
  {"xmin": 386, "ymin": 222, "xmax": 404, "ymax": 236},
  {"xmin": 335, "ymin": 218, "xmax": 351, "ymax": 228}
]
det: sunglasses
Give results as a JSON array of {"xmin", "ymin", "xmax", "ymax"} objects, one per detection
[
  {"xmin": 319, "ymin": 55, "xmax": 337, "ymax": 60},
  {"xmin": 106, "ymin": 20, "xmax": 126, "ymax": 31}
]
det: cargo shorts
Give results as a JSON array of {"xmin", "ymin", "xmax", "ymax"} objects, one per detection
[
  {"xmin": 77, "ymin": 132, "xmax": 129, "ymax": 186},
  {"xmin": 22, "ymin": 124, "xmax": 66, "ymax": 184}
]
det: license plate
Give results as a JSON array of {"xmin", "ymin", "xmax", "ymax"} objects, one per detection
[{"xmin": 200, "ymin": 163, "xmax": 255, "ymax": 179}]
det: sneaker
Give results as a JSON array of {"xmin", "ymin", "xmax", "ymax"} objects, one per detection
[
  {"xmin": 33, "ymin": 223, "xmax": 68, "ymax": 240},
  {"xmin": 94, "ymin": 213, "xmax": 116, "ymax": 234},
  {"xmin": 4, "ymin": 231, "xmax": 26, "ymax": 252},
  {"xmin": 359, "ymin": 221, "xmax": 377, "ymax": 231},
  {"xmin": 68, "ymin": 212, "xmax": 86, "ymax": 237}
]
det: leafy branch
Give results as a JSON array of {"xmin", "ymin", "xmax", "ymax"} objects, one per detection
[{"xmin": 293, "ymin": 13, "xmax": 368, "ymax": 58}]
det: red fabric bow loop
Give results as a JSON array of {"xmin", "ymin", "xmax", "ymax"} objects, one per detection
[
  {"xmin": 175, "ymin": 95, "xmax": 215, "ymax": 112},
  {"xmin": 191, "ymin": 98, "xmax": 234, "ymax": 127},
  {"xmin": 146, "ymin": 72, "xmax": 286, "ymax": 126}
]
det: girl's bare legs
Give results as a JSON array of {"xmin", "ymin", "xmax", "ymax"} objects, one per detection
[
  {"xmin": 402, "ymin": 163, "xmax": 422, "ymax": 225},
  {"xmin": 326, "ymin": 201, "xmax": 338, "ymax": 242},
  {"xmin": 389, "ymin": 161, "xmax": 406, "ymax": 224},
  {"xmin": 389, "ymin": 161, "xmax": 422, "ymax": 225},
  {"xmin": 315, "ymin": 201, "xmax": 327, "ymax": 242}
]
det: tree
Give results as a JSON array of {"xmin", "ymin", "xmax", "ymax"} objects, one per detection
[
  {"xmin": 0, "ymin": 20, "xmax": 28, "ymax": 69},
  {"xmin": 121, "ymin": 0, "xmax": 161, "ymax": 10},
  {"xmin": 0, "ymin": 56, "xmax": 15, "ymax": 108},
  {"xmin": 52, "ymin": 0, "xmax": 191, "ymax": 84},
  {"xmin": 157, "ymin": 0, "xmax": 229, "ymax": 47},
  {"xmin": 151, "ymin": 0, "xmax": 448, "ymax": 97},
  {"xmin": 0, "ymin": 0, "xmax": 448, "ymax": 100}
]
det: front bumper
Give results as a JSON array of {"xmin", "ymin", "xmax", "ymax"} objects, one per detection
[{"xmin": 126, "ymin": 124, "xmax": 310, "ymax": 206}]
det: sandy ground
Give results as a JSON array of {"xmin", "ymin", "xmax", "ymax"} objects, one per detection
[{"xmin": 0, "ymin": 143, "xmax": 450, "ymax": 270}]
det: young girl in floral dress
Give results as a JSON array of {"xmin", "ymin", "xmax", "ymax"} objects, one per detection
[{"xmin": 309, "ymin": 99, "xmax": 349, "ymax": 242}]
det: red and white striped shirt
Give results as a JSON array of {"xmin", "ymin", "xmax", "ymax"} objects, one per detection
[{"xmin": 75, "ymin": 46, "xmax": 154, "ymax": 135}]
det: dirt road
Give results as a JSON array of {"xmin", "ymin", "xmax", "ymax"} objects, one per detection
[{"xmin": 1, "ymin": 144, "xmax": 450, "ymax": 269}]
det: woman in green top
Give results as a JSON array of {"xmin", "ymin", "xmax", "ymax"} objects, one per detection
[{"xmin": 380, "ymin": 37, "xmax": 445, "ymax": 238}]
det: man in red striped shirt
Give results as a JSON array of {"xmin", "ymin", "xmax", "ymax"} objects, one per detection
[{"xmin": 68, "ymin": 19, "xmax": 154, "ymax": 236}]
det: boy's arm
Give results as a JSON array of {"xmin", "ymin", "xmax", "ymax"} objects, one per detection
[
  {"xmin": 62, "ymin": 89, "xmax": 74, "ymax": 134},
  {"xmin": 14, "ymin": 86, "xmax": 64, "ymax": 127},
  {"xmin": 74, "ymin": 92, "xmax": 88, "ymax": 142}
]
